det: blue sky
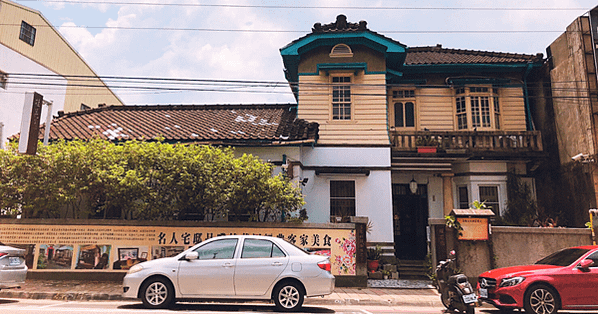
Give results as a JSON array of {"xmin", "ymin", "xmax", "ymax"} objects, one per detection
[{"xmin": 13, "ymin": 0, "xmax": 598, "ymax": 105}]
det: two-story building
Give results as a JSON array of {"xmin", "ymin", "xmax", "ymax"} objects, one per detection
[
  {"xmin": 280, "ymin": 15, "xmax": 545, "ymax": 261},
  {"xmin": 0, "ymin": 0, "xmax": 122, "ymax": 148},
  {"xmin": 39, "ymin": 15, "xmax": 546, "ymax": 268}
]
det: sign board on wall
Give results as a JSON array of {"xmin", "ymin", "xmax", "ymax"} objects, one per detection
[
  {"xmin": 0, "ymin": 224, "xmax": 356, "ymax": 276},
  {"xmin": 457, "ymin": 217, "xmax": 489, "ymax": 240}
]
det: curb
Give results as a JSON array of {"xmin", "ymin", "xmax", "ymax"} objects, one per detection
[{"xmin": 0, "ymin": 291, "xmax": 442, "ymax": 307}]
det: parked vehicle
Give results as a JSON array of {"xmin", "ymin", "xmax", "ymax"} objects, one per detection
[
  {"xmin": 122, "ymin": 235, "xmax": 335, "ymax": 311},
  {"xmin": 0, "ymin": 244, "xmax": 28, "ymax": 290},
  {"xmin": 435, "ymin": 250, "xmax": 477, "ymax": 314},
  {"xmin": 478, "ymin": 245, "xmax": 598, "ymax": 314}
]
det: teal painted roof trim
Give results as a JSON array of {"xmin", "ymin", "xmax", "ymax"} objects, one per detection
[
  {"xmin": 280, "ymin": 31, "xmax": 407, "ymax": 84},
  {"xmin": 448, "ymin": 78, "xmax": 513, "ymax": 85},
  {"xmin": 297, "ymin": 62, "xmax": 387, "ymax": 76}
]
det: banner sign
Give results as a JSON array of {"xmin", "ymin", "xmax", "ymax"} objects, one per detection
[{"xmin": 0, "ymin": 224, "xmax": 356, "ymax": 276}]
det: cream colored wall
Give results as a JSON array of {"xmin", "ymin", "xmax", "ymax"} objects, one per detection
[
  {"xmin": 297, "ymin": 72, "xmax": 389, "ymax": 145},
  {"xmin": 393, "ymin": 86, "xmax": 527, "ymax": 131},
  {"xmin": 0, "ymin": 0, "xmax": 122, "ymax": 112},
  {"xmin": 500, "ymin": 88, "xmax": 527, "ymax": 131},
  {"xmin": 418, "ymin": 88, "xmax": 454, "ymax": 131}
]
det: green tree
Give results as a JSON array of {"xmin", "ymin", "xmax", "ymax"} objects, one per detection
[{"xmin": 0, "ymin": 139, "xmax": 305, "ymax": 221}]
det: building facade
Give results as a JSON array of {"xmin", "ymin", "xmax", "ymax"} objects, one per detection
[
  {"xmin": 0, "ymin": 0, "xmax": 122, "ymax": 148},
  {"xmin": 42, "ymin": 15, "xmax": 547, "ymax": 267},
  {"xmin": 533, "ymin": 6, "xmax": 598, "ymax": 227},
  {"xmin": 281, "ymin": 15, "xmax": 545, "ymax": 261}
]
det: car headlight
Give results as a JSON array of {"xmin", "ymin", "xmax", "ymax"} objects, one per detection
[
  {"xmin": 499, "ymin": 276, "xmax": 525, "ymax": 287},
  {"xmin": 127, "ymin": 264, "xmax": 144, "ymax": 274}
]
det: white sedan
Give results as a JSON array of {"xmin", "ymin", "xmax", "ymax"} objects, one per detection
[
  {"xmin": 123, "ymin": 235, "xmax": 335, "ymax": 311},
  {"xmin": 0, "ymin": 244, "xmax": 27, "ymax": 289}
]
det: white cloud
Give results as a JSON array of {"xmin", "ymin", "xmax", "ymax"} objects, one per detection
[{"xmin": 36, "ymin": 0, "xmax": 598, "ymax": 105}]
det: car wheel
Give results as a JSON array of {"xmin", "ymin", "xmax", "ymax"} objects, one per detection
[
  {"xmin": 524, "ymin": 284, "xmax": 559, "ymax": 314},
  {"xmin": 274, "ymin": 281, "xmax": 304, "ymax": 312},
  {"xmin": 140, "ymin": 277, "xmax": 174, "ymax": 309}
]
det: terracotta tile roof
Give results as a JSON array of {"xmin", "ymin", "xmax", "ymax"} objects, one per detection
[
  {"xmin": 40, "ymin": 104, "xmax": 318, "ymax": 146},
  {"xmin": 405, "ymin": 45, "xmax": 544, "ymax": 65}
]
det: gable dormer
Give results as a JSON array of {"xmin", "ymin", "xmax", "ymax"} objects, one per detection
[{"xmin": 280, "ymin": 15, "xmax": 406, "ymax": 145}]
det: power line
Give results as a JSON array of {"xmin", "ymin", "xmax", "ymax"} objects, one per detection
[
  {"xmin": 13, "ymin": 0, "xmax": 591, "ymax": 11},
  {"xmin": 0, "ymin": 23, "xmax": 570, "ymax": 34}
]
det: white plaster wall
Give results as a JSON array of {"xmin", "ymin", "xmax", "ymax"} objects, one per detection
[
  {"xmin": 0, "ymin": 44, "xmax": 66, "ymax": 148},
  {"xmin": 301, "ymin": 147, "xmax": 390, "ymax": 167},
  {"xmin": 300, "ymin": 147, "xmax": 393, "ymax": 243},
  {"xmin": 453, "ymin": 162, "xmax": 509, "ymax": 215}
]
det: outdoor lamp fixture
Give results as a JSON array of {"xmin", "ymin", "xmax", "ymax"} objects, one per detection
[{"xmin": 409, "ymin": 176, "xmax": 418, "ymax": 194}]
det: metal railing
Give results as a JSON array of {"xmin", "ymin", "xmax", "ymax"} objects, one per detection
[{"xmin": 390, "ymin": 130, "xmax": 543, "ymax": 152}]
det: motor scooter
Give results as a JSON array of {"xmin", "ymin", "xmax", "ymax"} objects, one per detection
[{"xmin": 435, "ymin": 250, "xmax": 477, "ymax": 314}]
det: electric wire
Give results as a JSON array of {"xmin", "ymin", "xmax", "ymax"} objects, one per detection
[{"xmin": 12, "ymin": 0, "xmax": 592, "ymax": 11}]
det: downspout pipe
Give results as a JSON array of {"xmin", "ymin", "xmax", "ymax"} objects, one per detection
[{"xmin": 523, "ymin": 63, "xmax": 535, "ymax": 131}]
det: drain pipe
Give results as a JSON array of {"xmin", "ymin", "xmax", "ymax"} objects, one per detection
[{"xmin": 523, "ymin": 63, "xmax": 535, "ymax": 131}]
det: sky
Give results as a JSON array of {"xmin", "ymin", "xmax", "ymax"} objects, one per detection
[{"xmin": 11, "ymin": 0, "xmax": 598, "ymax": 106}]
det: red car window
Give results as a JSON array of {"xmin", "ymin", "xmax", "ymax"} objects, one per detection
[{"xmin": 535, "ymin": 248, "xmax": 589, "ymax": 266}]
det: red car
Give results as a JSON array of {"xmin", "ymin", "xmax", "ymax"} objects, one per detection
[{"xmin": 477, "ymin": 245, "xmax": 598, "ymax": 314}]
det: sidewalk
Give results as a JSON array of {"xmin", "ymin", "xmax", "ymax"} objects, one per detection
[{"xmin": 0, "ymin": 279, "xmax": 442, "ymax": 307}]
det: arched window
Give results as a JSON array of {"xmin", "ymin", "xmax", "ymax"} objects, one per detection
[
  {"xmin": 392, "ymin": 89, "xmax": 416, "ymax": 128},
  {"xmin": 330, "ymin": 44, "xmax": 353, "ymax": 57}
]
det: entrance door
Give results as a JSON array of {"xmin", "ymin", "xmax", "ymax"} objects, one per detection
[{"xmin": 392, "ymin": 184, "xmax": 429, "ymax": 260}]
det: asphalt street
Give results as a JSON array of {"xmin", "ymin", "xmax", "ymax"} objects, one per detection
[{"xmin": 2, "ymin": 299, "xmax": 598, "ymax": 314}]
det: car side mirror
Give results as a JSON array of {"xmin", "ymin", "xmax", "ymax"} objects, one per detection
[
  {"xmin": 579, "ymin": 259, "xmax": 593, "ymax": 271},
  {"xmin": 184, "ymin": 252, "xmax": 199, "ymax": 260}
]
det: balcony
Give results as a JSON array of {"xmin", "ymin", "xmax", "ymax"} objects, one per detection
[{"xmin": 390, "ymin": 130, "xmax": 543, "ymax": 153}]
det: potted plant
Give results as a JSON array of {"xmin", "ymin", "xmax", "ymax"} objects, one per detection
[
  {"xmin": 415, "ymin": 134, "xmax": 439, "ymax": 153},
  {"xmin": 382, "ymin": 270, "xmax": 391, "ymax": 280},
  {"xmin": 367, "ymin": 246, "xmax": 382, "ymax": 272}
]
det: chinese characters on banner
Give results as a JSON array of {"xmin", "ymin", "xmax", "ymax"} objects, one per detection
[{"xmin": 0, "ymin": 224, "xmax": 356, "ymax": 276}]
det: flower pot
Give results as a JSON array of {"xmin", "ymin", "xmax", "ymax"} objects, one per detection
[
  {"xmin": 417, "ymin": 146, "xmax": 437, "ymax": 153},
  {"xmin": 367, "ymin": 260, "xmax": 379, "ymax": 272}
]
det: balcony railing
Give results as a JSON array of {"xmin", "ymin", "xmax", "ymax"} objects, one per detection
[{"xmin": 390, "ymin": 130, "xmax": 543, "ymax": 152}]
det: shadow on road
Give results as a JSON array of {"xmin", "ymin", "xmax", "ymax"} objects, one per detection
[
  {"xmin": 478, "ymin": 308, "xmax": 598, "ymax": 314},
  {"xmin": 119, "ymin": 302, "xmax": 335, "ymax": 313}
]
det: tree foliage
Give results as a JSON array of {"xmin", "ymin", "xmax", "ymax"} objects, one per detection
[
  {"xmin": 0, "ymin": 139, "xmax": 305, "ymax": 221},
  {"xmin": 499, "ymin": 172, "xmax": 539, "ymax": 226}
]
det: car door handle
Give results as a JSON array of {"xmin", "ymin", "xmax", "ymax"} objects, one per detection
[
  {"xmin": 222, "ymin": 262, "xmax": 234, "ymax": 268},
  {"xmin": 271, "ymin": 262, "xmax": 283, "ymax": 266}
]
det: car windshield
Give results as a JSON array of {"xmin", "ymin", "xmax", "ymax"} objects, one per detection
[{"xmin": 535, "ymin": 248, "xmax": 589, "ymax": 266}]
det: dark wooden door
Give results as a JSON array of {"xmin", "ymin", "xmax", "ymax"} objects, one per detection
[{"xmin": 392, "ymin": 184, "xmax": 429, "ymax": 260}]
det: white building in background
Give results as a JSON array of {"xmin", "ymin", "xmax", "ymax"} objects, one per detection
[{"xmin": 0, "ymin": 0, "xmax": 122, "ymax": 148}]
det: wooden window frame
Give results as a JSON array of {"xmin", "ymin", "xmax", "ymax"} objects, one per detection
[
  {"xmin": 390, "ymin": 89, "xmax": 417, "ymax": 129},
  {"xmin": 330, "ymin": 74, "xmax": 353, "ymax": 121},
  {"xmin": 330, "ymin": 180, "xmax": 356, "ymax": 218},
  {"xmin": 479, "ymin": 185, "xmax": 500, "ymax": 215},
  {"xmin": 454, "ymin": 86, "xmax": 501, "ymax": 131},
  {"xmin": 19, "ymin": 21, "xmax": 36, "ymax": 46}
]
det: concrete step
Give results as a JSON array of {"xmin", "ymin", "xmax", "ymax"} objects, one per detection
[{"xmin": 398, "ymin": 260, "xmax": 429, "ymax": 280}]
